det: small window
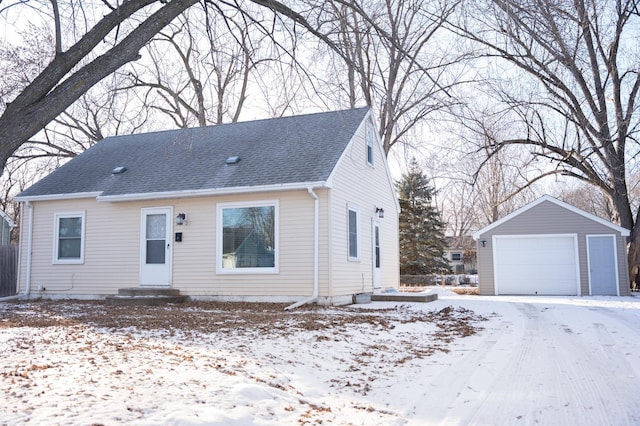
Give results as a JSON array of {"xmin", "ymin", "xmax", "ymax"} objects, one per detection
[
  {"xmin": 53, "ymin": 212, "xmax": 85, "ymax": 264},
  {"xmin": 366, "ymin": 123, "xmax": 374, "ymax": 166},
  {"xmin": 218, "ymin": 201, "xmax": 278, "ymax": 274},
  {"xmin": 348, "ymin": 207, "xmax": 359, "ymax": 260},
  {"xmin": 451, "ymin": 252, "xmax": 462, "ymax": 261}
]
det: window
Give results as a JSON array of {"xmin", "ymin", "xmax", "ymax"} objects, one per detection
[
  {"xmin": 348, "ymin": 207, "xmax": 359, "ymax": 260},
  {"xmin": 451, "ymin": 252, "xmax": 462, "ymax": 261},
  {"xmin": 53, "ymin": 212, "xmax": 85, "ymax": 264},
  {"xmin": 218, "ymin": 201, "xmax": 278, "ymax": 273},
  {"xmin": 366, "ymin": 123, "xmax": 374, "ymax": 166}
]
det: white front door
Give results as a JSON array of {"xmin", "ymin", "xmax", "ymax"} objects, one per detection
[
  {"xmin": 372, "ymin": 221, "xmax": 381, "ymax": 291},
  {"xmin": 140, "ymin": 207, "xmax": 172, "ymax": 286}
]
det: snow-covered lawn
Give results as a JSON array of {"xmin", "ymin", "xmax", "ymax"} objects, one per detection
[{"xmin": 1, "ymin": 288, "xmax": 640, "ymax": 425}]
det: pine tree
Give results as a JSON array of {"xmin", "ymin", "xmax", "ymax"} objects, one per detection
[{"xmin": 397, "ymin": 159, "xmax": 450, "ymax": 275}]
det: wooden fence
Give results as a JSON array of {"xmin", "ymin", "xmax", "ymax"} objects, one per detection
[{"xmin": 0, "ymin": 245, "xmax": 18, "ymax": 297}]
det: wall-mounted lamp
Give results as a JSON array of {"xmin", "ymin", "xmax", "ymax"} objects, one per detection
[
  {"xmin": 480, "ymin": 240, "xmax": 487, "ymax": 247},
  {"xmin": 375, "ymin": 207, "xmax": 385, "ymax": 219},
  {"xmin": 176, "ymin": 213, "xmax": 186, "ymax": 225}
]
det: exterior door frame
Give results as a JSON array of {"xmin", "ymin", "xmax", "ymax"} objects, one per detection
[
  {"xmin": 587, "ymin": 234, "xmax": 620, "ymax": 296},
  {"xmin": 372, "ymin": 220, "xmax": 381, "ymax": 292},
  {"xmin": 139, "ymin": 207, "xmax": 173, "ymax": 287}
]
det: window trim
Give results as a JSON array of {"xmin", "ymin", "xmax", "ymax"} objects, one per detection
[
  {"xmin": 216, "ymin": 200, "xmax": 279, "ymax": 275},
  {"xmin": 52, "ymin": 211, "xmax": 86, "ymax": 265},
  {"xmin": 348, "ymin": 205, "xmax": 360, "ymax": 261},
  {"xmin": 451, "ymin": 252, "xmax": 462, "ymax": 262},
  {"xmin": 366, "ymin": 121, "xmax": 375, "ymax": 167}
]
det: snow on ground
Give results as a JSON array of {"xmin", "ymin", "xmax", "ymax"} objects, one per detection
[{"xmin": 1, "ymin": 289, "xmax": 640, "ymax": 425}]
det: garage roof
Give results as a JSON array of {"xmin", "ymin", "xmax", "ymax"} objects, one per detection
[{"xmin": 473, "ymin": 195, "xmax": 630, "ymax": 239}]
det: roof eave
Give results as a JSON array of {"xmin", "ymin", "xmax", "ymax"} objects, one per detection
[
  {"xmin": 96, "ymin": 181, "xmax": 332, "ymax": 202},
  {"xmin": 13, "ymin": 191, "xmax": 103, "ymax": 203}
]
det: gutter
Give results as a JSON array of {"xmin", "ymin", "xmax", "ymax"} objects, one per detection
[
  {"xmin": 97, "ymin": 181, "xmax": 331, "ymax": 203},
  {"xmin": 285, "ymin": 187, "xmax": 320, "ymax": 310}
]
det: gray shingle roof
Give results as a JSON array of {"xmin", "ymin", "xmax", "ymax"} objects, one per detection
[{"xmin": 18, "ymin": 107, "xmax": 370, "ymax": 199}]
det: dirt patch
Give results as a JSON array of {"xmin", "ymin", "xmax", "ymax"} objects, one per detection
[
  {"xmin": 0, "ymin": 300, "xmax": 490, "ymax": 424},
  {"xmin": 450, "ymin": 287, "xmax": 479, "ymax": 296},
  {"xmin": 0, "ymin": 300, "xmax": 484, "ymax": 339}
]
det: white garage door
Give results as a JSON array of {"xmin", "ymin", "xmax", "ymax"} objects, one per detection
[{"xmin": 494, "ymin": 235, "xmax": 579, "ymax": 295}]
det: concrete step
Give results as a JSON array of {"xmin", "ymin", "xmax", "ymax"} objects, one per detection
[
  {"xmin": 117, "ymin": 287, "xmax": 181, "ymax": 297},
  {"xmin": 105, "ymin": 287, "xmax": 187, "ymax": 306},
  {"xmin": 370, "ymin": 293, "xmax": 438, "ymax": 303}
]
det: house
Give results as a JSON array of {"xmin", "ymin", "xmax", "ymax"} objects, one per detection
[
  {"xmin": 473, "ymin": 195, "xmax": 629, "ymax": 296},
  {"xmin": 444, "ymin": 236, "xmax": 476, "ymax": 274},
  {"xmin": 0, "ymin": 210, "xmax": 14, "ymax": 246},
  {"xmin": 14, "ymin": 107, "xmax": 400, "ymax": 305}
]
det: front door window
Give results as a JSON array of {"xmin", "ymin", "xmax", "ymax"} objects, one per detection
[
  {"xmin": 140, "ymin": 208, "xmax": 172, "ymax": 286},
  {"xmin": 146, "ymin": 214, "xmax": 167, "ymax": 264}
]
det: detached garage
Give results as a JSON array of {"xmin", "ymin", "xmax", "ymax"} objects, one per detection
[{"xmin": 473, "ymin": 195, "xmax": 630, "ymax": 296}]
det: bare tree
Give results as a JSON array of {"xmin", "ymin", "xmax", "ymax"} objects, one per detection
[
  {"xmin": 553, "ymin": 181, "xmax": 615, "ymax": 219},
  {"xmin": 0, "ymin": 0, "xmax": 370, "ymax": 173},
  {"xmin": 0, "ymin": 0, "xmax": 204, "ymax": 172},
  {"xmin": 309, "ymin": 0, "xmax": 466, "ymax": 155},
  {"xmin": 122, "ymin": 6, "xmax": 271, "ymax": 127},
  {"xmin": 453, "ymin": 0, "xmax": 640, "ymax": 285}
]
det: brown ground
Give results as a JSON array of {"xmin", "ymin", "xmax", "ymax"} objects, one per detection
[
  {"xmin": 0, "ymin": 300, "xmax": 484, "ymax": 344},
  {"xmin": 1, "ymin": 301, "xmax": 490, "ymax": 424}
]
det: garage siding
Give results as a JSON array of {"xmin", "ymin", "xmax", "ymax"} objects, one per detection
[{"xmin": 476, "ymin": 199, "xmax": 629, "ymax": 296}]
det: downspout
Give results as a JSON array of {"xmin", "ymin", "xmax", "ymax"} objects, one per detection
[
  {"xmin": 285, "ymin": 187, "xmax": 319, "ymax": 310},
  {"xmin": 24, "ymin": 201, "xmax": 33, "ymax": 297}
]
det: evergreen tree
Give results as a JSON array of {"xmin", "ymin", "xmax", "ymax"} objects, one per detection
[{"xmin": 397, "ymin": 159, "xmax": 450, "ymax": 275}]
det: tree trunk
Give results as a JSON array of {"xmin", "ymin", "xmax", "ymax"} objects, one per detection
[{"xmin": 0, "ymin": 0, "xmax": 198, "ymax": 172}]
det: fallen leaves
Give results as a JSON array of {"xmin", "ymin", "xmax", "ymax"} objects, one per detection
[{"xmin": 0, "ymin": 300, "xmax": 488, "ymax": 424}]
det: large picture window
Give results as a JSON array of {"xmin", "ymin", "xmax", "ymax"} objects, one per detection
[
  {"xmin": 53, "ymin": 212, "xmax": 85, "ymax": 264},
  {"xmin": 218, "ymin": 201, "xmax": 278, "ymax": 273},
  {"xmin": 348, "ymin": 207, "xmax": 359, "ymax": 260}
]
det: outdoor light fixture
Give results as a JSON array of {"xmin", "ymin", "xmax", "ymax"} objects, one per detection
[
  {"xmin": 480, "ymin": 240, "xmax": 487, "ymax": 247},
  {"xmin": 176, "ymin": 213, "xmax": 186, "ymax": 225},
  {"xmin": 375, "ymin": 207, "xmax": 385, "ymax": 219}
]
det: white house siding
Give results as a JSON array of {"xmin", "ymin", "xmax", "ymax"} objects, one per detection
[
  {"xmin": 327, "ymin": 116, "xmax": 400, "ymax": 298},
  {"xmin": 171, "ymin": 190, "xmax": 316, "ymax": 297},
  {"xmin": 476, "ymin": 200, "xmax": 629, "ymax": 296},
  {"xmin": 18, "ymin": 190, "xmax": 321, "ymax": 299},
  {"xmin": 18, "ymin": 198, "xmax": 140, "ymax": 296}
]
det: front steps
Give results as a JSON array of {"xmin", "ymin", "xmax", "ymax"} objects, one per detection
[
  {"xmin": 371, "ymin": 293, "xmax": 438, "ymax": 303},
  {"xmin": 105, "ymin": 287, "xmax": 187, "ymax": 306}
]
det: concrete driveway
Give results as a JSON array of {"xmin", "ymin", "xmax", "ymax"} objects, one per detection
[{"xmin": 410, "ymin": 292, "xmax": 640, "ymax": 425}]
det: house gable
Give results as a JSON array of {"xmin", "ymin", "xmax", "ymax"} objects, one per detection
[
  {"xmin": 474, "ymin": 195, "xmax": 630, "ymax": 239},
  {"xmin": 326, "ymin": 110, "xmax": 400, "ymax": 216}
]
